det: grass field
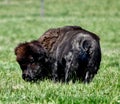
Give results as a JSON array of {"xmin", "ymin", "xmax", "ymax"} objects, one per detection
[{"xmin": 0, "ymin": 0, "xmax": 120, "ymax": 104}]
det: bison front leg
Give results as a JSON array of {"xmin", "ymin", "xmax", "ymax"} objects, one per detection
[
  {"xmin": 64, "ymin": 52, "xmax": 74, "ymax": 82},
  {"xmin": 65, "ymin": 61, "xmax": 72, "ymax": 82},
  {"xmin": 52, "ymin": 61, "xmax": 58, "ymax": 82}
]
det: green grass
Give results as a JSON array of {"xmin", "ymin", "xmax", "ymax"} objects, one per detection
[{"xmin": 0, "ymin": 0, "xmax": 120, "ymax": 104}]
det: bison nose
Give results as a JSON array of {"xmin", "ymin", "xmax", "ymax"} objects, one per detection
[
  {"xmin": 22, "ymin": 74, "xmax": 27, "ymax": 79},
  {"xmin": 22, "ymin": 74, "xmax": 31, "ymax": 81}
]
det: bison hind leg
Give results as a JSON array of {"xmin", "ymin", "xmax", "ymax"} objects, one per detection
[{"xmin": 83, "ymin": 49, "xmax": 101, "ymax": 83}]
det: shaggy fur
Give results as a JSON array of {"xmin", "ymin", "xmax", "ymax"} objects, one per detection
[{"xmin": 15, "ymin": 26, "xmax": 101, "ymax": 83}]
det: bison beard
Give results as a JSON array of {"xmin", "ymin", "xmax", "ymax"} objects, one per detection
[{"xmin": 15, "ymin": 26, "xmax": 101, "ymax": 83}]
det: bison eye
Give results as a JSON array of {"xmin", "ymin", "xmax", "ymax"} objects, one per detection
[
  {"xmin": 21, "ymin": 64, "xmax": 27, "ymax": 69},
  {"xmin": 18, "ymin": 60, "xmax": 26, "ymax": 65}
]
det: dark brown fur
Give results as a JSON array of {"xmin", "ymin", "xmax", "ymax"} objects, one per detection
[{"xmin": 15, "ymin": 26, "xmax": 101, "ymax": 83}]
